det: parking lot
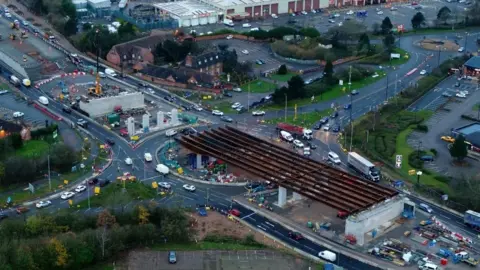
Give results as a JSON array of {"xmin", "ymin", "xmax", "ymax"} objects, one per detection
[
  {"xmin": 126, "ymin": 250, "xmax": 314, "ymax": 270},
  {"xmin": 0, "ymin": 92, "xmax": 48, "ymax": 128}
]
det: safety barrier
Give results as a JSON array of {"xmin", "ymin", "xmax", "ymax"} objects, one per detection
[{"xmin": 33, "ymin": 103, "xmax": 62, "ymax": 121}]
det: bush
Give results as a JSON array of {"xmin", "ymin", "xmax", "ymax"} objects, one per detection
[
  {"xmin": 415, "ymin": 124, "xmax": 429, "ymax": 132},
  {"xmin": 278, "ymin": 64, "xmax": 288, "ymax": 75},
  {"xmin": 30, "ymin": 124, "xmax": 58, "ymax": 139},
  {"xmin": 461, "ymin": 114, "xmax": 478, "ymax": 121},
  {"xmin": 408, "ymin": 151, "xmax": 426, "ymax": 169},
  {"xmin": 430, "ymin": 148, "xmax": 438, "ymax": 156},
  {"xmin": 434, "ymin": 175, "xmax": 451, "ymax": 184}
]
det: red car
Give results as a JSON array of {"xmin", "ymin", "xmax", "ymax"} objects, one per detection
[
  {"xmin": 288, "ymin": 231, "xmax": 304, "ymax": 240},
  {"xmin": 229, "ymin": 209, "xmax": 241, "ymax": 217},
  {"xmin": 337, "ymin": 210, "xmax": 348, "ymax": 219}
]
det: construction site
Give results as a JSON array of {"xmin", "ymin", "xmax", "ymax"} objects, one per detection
[{"xmin": 174, "ymin": 126, "xmax": 415, "ymax": 245}]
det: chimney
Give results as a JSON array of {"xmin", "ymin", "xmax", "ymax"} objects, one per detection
[{"xmin": 185, "ymin": 53, "xmax": 193, "ymax": 67}]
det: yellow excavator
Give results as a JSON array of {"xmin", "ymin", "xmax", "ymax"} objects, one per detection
[
  {"xmin": 10, "ymin": 22, "xmax": 18, "ymax": 30},
  {"xmin": 88, "ymin": 72, "xmax": 102, "ymax": 96}
]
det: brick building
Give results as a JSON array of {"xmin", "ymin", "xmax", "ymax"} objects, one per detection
[{"xmin": 183, "ymin": 51, "xmax": 223, "ymax": 76}]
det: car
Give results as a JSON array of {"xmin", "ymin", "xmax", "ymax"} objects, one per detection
[
  {"xmin": 255, "ymin": 59, "xmax": 263, "ymax": 65},
  {"xmin": 333, "ymin": 13, "xmax": 340, "ymax": 17},
  {"xmin": 228, "ymin": 209, "xmax": 241, "ymax": 217},
  {"xmin": 441, "ymin": 136, "xmax": 455, "ymax": 143},
  {"xmin": 13, "ymin": 111, "xmax": 24, "ymax": 118},
  {"xmin": 22, "ymin": 20, "xmax": 29, "ymax": 26},
  {"xmin": 106, "ymin": 138, "xmax": 115, "ymax": 145},
  {"xmin": 290, "ymin": 12, "xmax": 296, "ymax": 16},
  {"xmin": 331, "ymin": 111, "xmax": 338, "ymax": 118},
  {"xmin": 88, "ymin": 178, "xmax": 99, "ymax": 185},
  {"xmin": 231, "ymin": 102, "xmax": 241, "ymax": 109},
  {"xmin": 313, "ymin": 122, "xmax": 322, "ymax": 130},
  {"xmin": 301, "ymin": 11, "xmax": 308, "ymax": 15},
  {"xmin": 346, "ymin": 10, "xmax": 354, "ymax": 15},
  {"xmin": 166, "ymin": 129, "xmax": 178, "ymax": 137},
  {"xmin": 305, "ymin": 78, "xmax": 313, "ymax": 85},
  {"xmin": 323, "ymin": 124, "xmax": 331, "ymax": 131},
  {"xmin": 36, "ymin": 200, "xmax": 52, "ymax": 209},
  {"xmin": 332, "ymin": 125, "xmax": 340, "ymax": 132},
  {"xmin": 221, "ymin": 91, "xmax": 232, "ymax": 98},
  {"xmin": 183, "ymin": 184, "xmax": 196, "ymax": 192},
  {"xmin": 456, "ymin": 93, "xmax": 466, "ymax": 98},
  {"xmin": 242, "ymin": 50, "xmax": 249, "ymax": 54},
  {"xmin": 288, "ymin": 231, "xmax": 304, "ymax": 240},
  {"xmin": 75, "ymin": 185, "xmax": 87, "ymax": 193},
  {"xmin": 420, "ymin": 70, "xmax": 427, "ymax": 75},
  {"xmin": 311, "ymin": 9, "xmax": 317, "ymax": 13},
  {"xmin": 377, "ymin": 11, "xmax": 383, "ymax": 15},
  {"xmin": 232, "ymin": 87, "xmax": 242, "ymax": 92},
  {"xmin": 460, "ymin": 90, "xmax": 469, "ymax": 95},
  {"xmin": 194, "ymin": 105, "xmax": 203, "ymax": 111},
  {"xmin": 212, "ymin": 110, "xmax": 224, "ymax": 116},
  {"xmin": 420, "ymin": 155, "xmax": 434, "ymax": 162},
  {"xmin": 235, "ymin": 105, "xmax": 244, "ymax": 112},
  {"xmin": 199, "ymin": 33, "xmax": 204, "ymax": 36},
  {"xmin": 442, "ymin": 92, "xmax": 452, "ymax": 97},
  {"xmin": 0, "ymin": 214, "xmax": 8, "ymax": 221},
  {"xmin": 338, "ymin": 22, "xmax": 343, "ymax": 27},
  {"xmin": 62, "ymin": 106, "xmax": 72, "ymax": 113},
  {"xmin": 252, "ymin": 110, "xmax": 265, "ymax": 116},
  {"xmin": 390, "ymin": 6, "xmax": 398, "ymax": 11},
  {"xmin": 344, "ymin": 104, "xmax": 352, "ymax": 110},
  {"xmin": 221, "ymin": 116, "xmax": 233, "ymax": 122},
  {"xmin": 454, "ymin": 82, "xmax": 460, "ymax": 87},
  {"xmin": 61, "ymin": 191, "xmax": 75, "ymax": 200},
  {"xmin": 307, "ymin": 142, "xmax": 317, "ymax": 149},
  {"xmin": 77, "ymin": 119, "xmax": 88, "ymax": 128},
  {"xmin": 242, "ymin": 23, "xmax": 251, "ymax": 28},
  {"xmin": 458, "ymin": 47, "xmax": 465, "ymax": 52},
  {"xmin": 320, "ymin": 117, "xmax": 329, "ymax": 124},
  {"xmin": 16, "ymin": 207, "xmax": 29, "ymax": 214},
  {"xmin": 419, "ymin": 203, "xmax": 433, "ymax": 213},
  {"xmin": 351, "ymin": 90, "xmax": 359, "ymax": 95},
  {"xmin": 328, "ymin": 19, "xmax": 335, "ymax": 23},
  {"xmin": 5, "ymin": 12, "xmax": 11, "ymax": 18},
  {"xmin": 99, "ymin": 179, "xmax": 111, "ymax": 187},
  {"xmin": 158, "ymin": 182, "xmax": 171, "ymax": 189},
  {"xmin": 271, "ymin": 13, "xmax": 278, "ymax": 18},
  {"xmin": 206, "ymin": 31, "xmax": 213, "ymax": 35},
  {"xmin": 168, "ymin": 251, "xmax": 177, "ymax": 264},
  {"xmin": 293, "ymin": 140, "xmax": 304, "ymax": 148},
  {"xmin": 226, "ymin": 34, "xmax": 233, "ymax": 39}
]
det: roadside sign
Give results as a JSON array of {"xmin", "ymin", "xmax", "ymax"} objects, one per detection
[
  {"xmin": 28, "ymin": 183, "xmax": 34, "ymax": 193},
  {"xmin": 152, "ymin": 182, "xmax": 158, "ymax": 189},
  {"xmin": 408, "ymin": 169, "xmax": 416, "ymax": 175},
  {"xmin": 63, "ymin": 180, "xmax": 69, "ymax": 185},
  {"xmin": 94, "ymin": 187, "xmax": 100, "ymax": 194}
]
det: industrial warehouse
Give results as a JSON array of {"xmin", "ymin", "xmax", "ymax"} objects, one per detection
[{"xmin": 176, "ymin": 126, "xmax": 415, "ymax": 245}]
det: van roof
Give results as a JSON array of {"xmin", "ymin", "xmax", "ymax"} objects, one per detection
[
  {"xmin": 328, "ymin": 151, "xmax": 339, "ymax": 157},
  {"xmin": 424, "ymin": 262, "xmax": 437, "ymax": 267}
]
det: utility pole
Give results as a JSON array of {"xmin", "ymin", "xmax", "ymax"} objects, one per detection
[
  {"xmin": 87, "ymin": 183, "xmax": 91, "ymax": 209},
  {"xmin": 95, "ymin": 29, "xmax": 100, "ymax": 74},
  {"xmin": 47, "ymin": 154, "xmax": 51, "ymax": 191},
  {"xmin": 247, "ymin": 83, "xmax": 250, "ymax": 112},
  {"xmin": 349, "ymin": 94, "xmax": 353, "ymax": 152},
  {"xmin": 284, "ymin": 93, "xmax": 287, "ymax": 122},
  {"xmin": 394, "ymin": 73, "xmax": 398, "ymax": 105},
  {"xmin": 348, "ymin": 65, "xmax": 352, "ymax": 94},
  {"xmin": 385, "ymin": 75, "xmax": 389, "ymax": 101},
  {"xmin": 206, "ymin": 188, "xmax": 210, "ymax": 206},
  {"xmin": 464, "ymin": 32, "xmax": 468, "ymax": 50}
]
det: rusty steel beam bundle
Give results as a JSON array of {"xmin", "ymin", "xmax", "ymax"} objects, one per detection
[
  {"xmin": 223, "ymin": 126, "xmax": 398, "ymax": 200},
  {"xmin": 176, "ymin": 135, "xmax": 359, "ymax": 212},
  {"xmin": 206, "ymin": 129, "xmax": 375, "ymax": 208}
]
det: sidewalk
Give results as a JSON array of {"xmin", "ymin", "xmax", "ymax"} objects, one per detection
[{"xmin": 233, "ymin": 196, "xmax": 396, "ymax": 270}]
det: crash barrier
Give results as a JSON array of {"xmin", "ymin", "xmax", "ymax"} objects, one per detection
[{"xmin": 33, "ymin": 103, "xmax": 62, "ymax": 121}]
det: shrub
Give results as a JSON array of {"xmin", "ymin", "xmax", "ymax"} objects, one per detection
[
  {"xmin": 278, "ymin": 64, "xmax": 288, "ymax": 75},
  {"xmin": 434, "ymin": 175, "xmax": 450, "ymax": 184},
  {"xmin": 415, "ymin": 124, "xmax": 429, "ymax": 132},
  {"xmin": 408, "ymin": 150, "xmax": 426, "ymax": 169},
  {"xmin": 461, "ymin": 114, "xmax": 478, "ymax": 121},
  {"xmin": 430, "ymin": 148, "xmax": 438, "ymax": 156}
]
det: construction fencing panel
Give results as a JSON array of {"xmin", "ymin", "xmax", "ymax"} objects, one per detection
[{"xmin": 112, "ymin": 11, "xmax": 178, "ymax": 30}]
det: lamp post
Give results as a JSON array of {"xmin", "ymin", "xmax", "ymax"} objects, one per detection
[
  {"xmin": 436, "ymin": 45, "xmax": 442, "ymax": 66},
  {"xmin": 464, "ymin": 32, "xmax": 469, "ymax": 50},
  {"xmin": 349, "ymin": 94, "xmax": 354, "ymax": 152},
  {"xmin": 284, "ymin": 93, "xmax": 287, "ymax": 122},
  {"xmin": 416, "ymin": 171, "xmax": 423, "ymax": 185}
]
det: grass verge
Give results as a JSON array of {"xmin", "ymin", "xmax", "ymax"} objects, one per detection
[
  {"xmin": 240, "ymin": 80, "xmax": 276, "ymax": 94},
  {"xmin": 270, "ymin": 72, "xmax": 295, "ymax": 82},
  {"xmin": 265, "ymin": 108, "xmax": 333, "ymax": 126},
  {"xmin": 16, "ymin": 140, "xmax": 50, "ymax": 158},
  {"xmin": 357, "ymin": 48, "xmax": 410, "ymax": 66}
]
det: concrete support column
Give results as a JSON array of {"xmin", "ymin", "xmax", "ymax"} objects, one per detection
[
  {"xmin": 293, "ymin": 192, "xmax": 302, "ymax": 201},
  {"xmin": 278, "ymin": 186, "xmax": 287, "ymax": 207},
  {"xmin": 196, "ymin": 154, "xmax": 203, "ymax": 169}
]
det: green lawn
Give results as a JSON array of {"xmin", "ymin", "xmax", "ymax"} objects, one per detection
[
  {"xmin": 16, "ymin": 140, "xmax": 50, "ymax": 158},
  {"xmin": 270, "ymin": 72, "xmax": 295, "ymax": 82},
  {"xmin": 209, "ymin": 101, "xmax": 237, "ymax": 113},
  {"xmin": 265, "ymin": 108, "xmax": 333, "ymax": 126},
  {"xmin": 473, "ymin": 103, "xmax": 479, "ymax": 111},
  {"xmin": 357, "ymin": 47, "xmax": 410, "ymax": 66},
  {"xmin": 241, "ymin": 80, "xmax": 276, "ymax": 93},
  {"xmin": 152, "ymin": 241, "xmax": 264, "ymax": 251}
]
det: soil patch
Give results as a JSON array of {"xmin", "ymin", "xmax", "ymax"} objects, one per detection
[{"xmin": 419, "ymin": 39, "xmax": 459, "ymax": 51}]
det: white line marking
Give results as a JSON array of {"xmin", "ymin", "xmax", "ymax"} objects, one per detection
[{"xmin": 242, "ymin": 212, "xmax": 255, "ymax": 220}]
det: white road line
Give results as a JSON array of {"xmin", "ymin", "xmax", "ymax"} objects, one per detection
[
  {"xmin": 439, "ymin": 214, "xmax": 451, "ymax": 220},
  {"xmin": 303, "ymin": 245, "xmax": 316, "ymax": 252},
  {"xmin": 242, "ymin": 212, "xmax": 255, "ymax": 220}
]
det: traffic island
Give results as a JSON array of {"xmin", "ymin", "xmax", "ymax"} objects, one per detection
[{"xmin": 417, "ymin": 39, "xmax": 460, "ymax": 52}]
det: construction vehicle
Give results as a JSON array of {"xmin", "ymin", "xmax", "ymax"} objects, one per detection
[
  {"xmin": 20, "ymin": 31, "xmax": 28, "ymax": 39},
  {"xmin": 9, "ymin": 34, "xmax": 16, "ymax": 40},
  {"xmin": 455, "ymin": 252, "xmax": 479, "ymax": 266},
  {"xmin": 87, "ymin": 72, "xmax": 102, "ymax": 96},
  {"xmin": 276, "ymin": 123, "xmax": 313, "ymax": 140}
]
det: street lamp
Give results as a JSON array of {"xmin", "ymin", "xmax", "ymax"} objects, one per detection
[
  {"xmin": 284, "ymin": 93, "xmax": 287, "ymax": 122},
  {"xmin": 416, "ymin": 171, "xmax": 423, "ymax": 185}
]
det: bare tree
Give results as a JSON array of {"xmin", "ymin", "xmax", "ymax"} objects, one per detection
[{"xmin": 96, "ymin": 210, "xmax": 116, "ymax": 259}]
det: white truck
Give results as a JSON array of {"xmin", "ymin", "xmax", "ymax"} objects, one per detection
[
  {"xmin": 347, "ymin": 152, "xmax": 380, "ymax": 182},
  {"xmin": 9, "ymin": 75, "xmax": 20, "ymax": 86},
  {"xmin": 223, "ymin": 19, "xmax": 234, "ymax": 27},
  {"xmin": 144, "ymin": 153, "xmax": 153, "ymax": 162},
  {"xmin": 280, "ymin": 130, "xmax": 294, "ymax": 142},
  {"xmin": 156, "ymin": 164, "xmax": 169, "ymax": 175},
  {"xmin": 303, "ymin": 147, "xmax": 311, "ymax": 156},
  {"xmin": 318, "ymin": 250, "xmax": 337, "ymax": 262}
]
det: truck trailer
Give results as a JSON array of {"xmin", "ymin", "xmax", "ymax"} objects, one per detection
[
  {"xmin": 464, "ymin": 210, "xmax": 480, "ymax": 231},
  {"xmin": 347, "ymin": 152, "xmax": 380, "ymax": 182},
  {"xmin": 276, "ymin": 123, "xmax": 313, "ymax": 140}
]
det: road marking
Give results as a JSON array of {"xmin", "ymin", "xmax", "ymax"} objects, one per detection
[
  {"xmin": 218, "ymin": 203, "xmax": 228, "ymax": 207},
  {"xmin": 247, "ymin": 216, "xmax": 257, "ymax": 222},
  {"xmin": 439, "ymin": 214, "xmax": 451, "ymax": 220},
  {"xmin": 303, "ymin": 245, "xmax": 316, "ymax": 252},
  {"xmin": 242, "ymin": 212, "xmax": 255, "ymax": 220},
  {"xmin": 265, "ymin": 221, "xmax": 275, "ymax": 227}
]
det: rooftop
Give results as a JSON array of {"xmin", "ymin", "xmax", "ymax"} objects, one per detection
[
  {"xmin": 455, "ymin": 122, "xmax": 480, "ymax": 135},
  {"xmin": 198, "ymin": 0, "xmax": 276, "ymax": 9},
  {"xmin": 464, "ymin": 56, "xmax": 480, "ymax": 69},
  {"xmin": 152, "ymin": 1, "xmax": 217, "ymax": 17}
]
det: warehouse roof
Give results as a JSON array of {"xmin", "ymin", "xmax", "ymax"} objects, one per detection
[
  {"xmin": 199, "ymin": 0, "xmax": 276, "ymax": 9},
  {"xmin": 153, "ymin": 1, "xmax": 217, "ymax": 17},
  {"xmin": 464, "ymin": 56, "xmax": 480, "ymax": 69}
]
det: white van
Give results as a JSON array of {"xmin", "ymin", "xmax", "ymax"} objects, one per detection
[
  {"xmin": 242, "ymin": 23, "xmax": 251, "ymax": 28},
  {"xmin": 38, "ymin": 96, "xmax": 49, "ymax": 106},
  {"xmin": 144, "ymin": 153, "xmax": 152, "ymax": 162},
  {"xmin": 419, "ymin": 263, "xmax": 438, "ymax": 270},
  {"xmin": 9, "ymin": 75, "xmax": 20, "ymax": 86},
  {"xmin": 318, "ymin": 250, "xmax": 336, "ymax": 262},
  {"xmin": 156, "ymin": 164, "xmax": 169, "ymax": 175},
  {"xmin": 280, "ymin": 130, "xmax": 294, "ymax": 142},
  {"xmin": 328, "ymin": 151, "xmax": 341, "ymax": 164},
  {"xmin": 104, "ymin": 68, "xmax": 117, "ymax": 77}
]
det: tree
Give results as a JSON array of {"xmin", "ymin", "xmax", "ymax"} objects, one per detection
[
  {"xmin": 268, "ymin": 26, "xmax": 298, "ymax": 39},
  {"xmin": 381, "ymin": 17, "xmax": 393, "ymax": 35},
  {"xmin": 137, "ymin": 206, "xmax": 150, "ymax": 225},
  {"xmin": 357, "ymin": 33, "xmax": 371, "ymax": 54},
  {"xmin": 117, "ymin": 22, "xmax": 136, "ymax": 39},
  {"xmin": 97, "ymin": 210, "xmax": 116, "ymax": 259},
  {"xmin": 82, "ymin": 23, "xmax": 92, "ymax": 31},
  {"xmin": 299, "ymin": 27, "xmax": 320, "ymax": 38},
  {"xmin": 412, "ymin": 12, "xmax": 426, "ymax": 29},
  {"xmin": 449, "ymin": 135, "xmax": 468, "ymax": 161},
  {"xmin": 324, "ymin": 60, "xmax": 334, "ymax": 78},
  {"xmin": 50, "ymin": 144, "xmax": 77, "ymax": 173},
  {"xmin": 437, "ymin": 6, "xmax": 451, "ymax": 24},
  {"xmin": 277, "ymin": 64, "xmax": 288, "ymax": 75},
  {"xmin": 383, "ymin": 33, "xmax": 396, "ymax": 52},
  {"xmin": 9, "ymin": 133, "xmax": 22, "ymax": 150},
  {"xmin": 50, "ymin": 238, "xmax": 69, "ymax": 267},
  {"xmin": 287, "ymin": 75, "xmax": 306, "ymax": 99}
]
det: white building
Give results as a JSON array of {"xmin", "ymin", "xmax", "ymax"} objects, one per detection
[
  {"xmin": 152, "ymin": 1, "xmax": 218, "ymax": 27},
  {"xmin": 197, "ymin": 0, "xmax": 329, "ymax": 17}
]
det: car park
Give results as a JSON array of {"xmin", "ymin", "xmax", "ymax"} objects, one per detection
[
  {"xmin": 36, "ymin": 200, "xmax": 52, "ymax": 209},
  {"xmin": 183, "ymin": 184, "xmax": 196, "ymax": 192},
  {"xmin": 168, "ymin": 251, "xmax": 177, "ymax": 264},
  {"xmin": 75, "ymin": 185, "xmax": 87, "ymax": 193},
  {"xmin": 252, "ymin": 110, "xmax": 265, "ymax": 116},
  {"xmin": 293, "ymin": 140, "xmax": 304, "ymax": 148},
  {"xmin": 13, "ymin": 111, "xmax": 24, "ymax": 118},
  {"xmin": 418, "ymin": 203, "xmax": 433, "ymax": 213},
  {"xmin": 158, "ymin": 182, "xmax": 171, "ymax": 189},
  {"xmin": 221, "ymin": 116, "xmax": 233, "ymax": 122},
  {"xmin": 61, "ymin": 192, "xmax": 75, "ymax": 200},
  {"xmin": 166, "ymin": 129, "xmax": 178, "ymax": 137},
  {"xmin": 212, "ymin": 110, "xmax": 224, "ymax": 116}
]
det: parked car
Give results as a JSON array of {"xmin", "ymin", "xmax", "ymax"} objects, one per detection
[
  {"xmin": 36, "ymin": 200, "xmax": 52, "ymax": 209},
  {"xmin": 168, "ymin": 251, "xmax": 177, "ymax": 264},
  {"xmin": 232, "ymin": 87, "xmax": 242, "ymax": 92},
  {"xmin": 323, "ymin": 124, "xmax": 331, "ymax": 131},
  {"xmin": 61, "ymin": 192, "xmax": 75, "ymax": 200},
  {"xmin": 183, "ymin": 184, "xmax": 196, "ymax": 192},
  {"xmin": 418, "ymin": 203, "xmax": 433, "ymax": 213},
  {"xmin": 212, "ymin": 110, "xmax": 224, "ymax": 116},
  {"xmin": 313, "ymin": 122, "xmax": 322, "ymax": 130},
  {"xmin": 458, "ymin": 47, "xmax": 465, "ymax": 52},
  {"xmin": 293, "ymin": 140, "xmax": 304, "ymax": 148},
  {"xmin": 231, "ymin": 102, "xmax": 241, "ymax": 109},
  {"xmin": 75, "ymin": 185, "xmax": 87, "ymax": 193},
  {"xmin": 320, "ymin": 117, "xmax": 329, "ymax": 124}
]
